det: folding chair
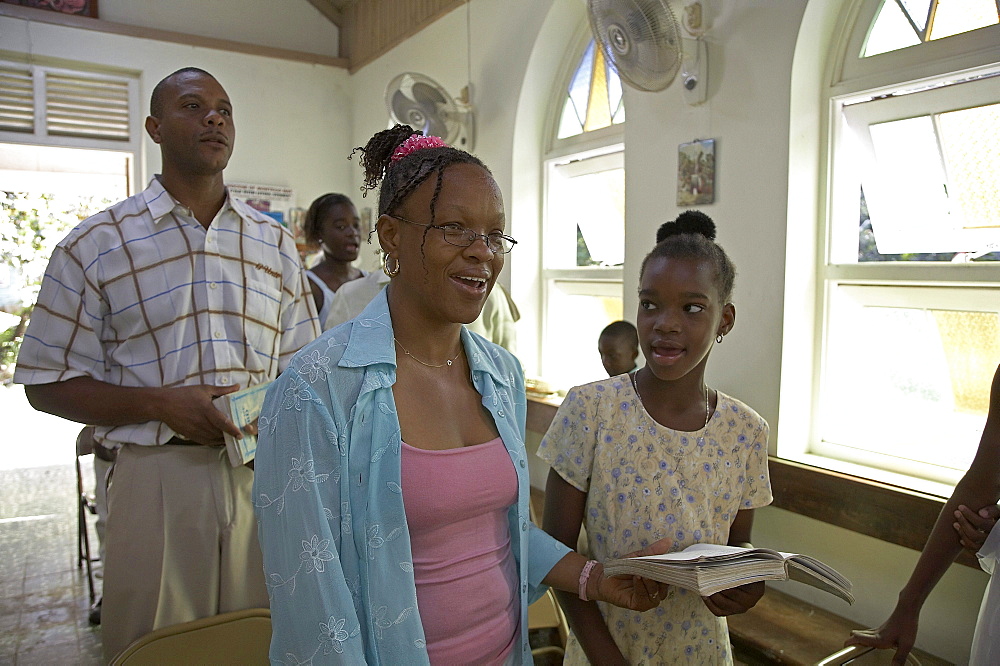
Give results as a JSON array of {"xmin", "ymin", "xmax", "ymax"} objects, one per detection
[
  {"xmin": 528, "ymin": 588, "xmax": 569, "ymax": 662},
  {"xmin": 817, "ymin": 645, "xmax": 922, "ymax": 665},
  {"xmin": 110, "ymin": 608, "xmax": 272, "ymax": 665},
  {"xmin": 75, "ymin": 426, "xmax": 98, "ymax": 604}
]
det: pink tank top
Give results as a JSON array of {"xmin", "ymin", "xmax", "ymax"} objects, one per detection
[{"xmin": 401, "ymin": 437, "xmax": 519, "ymax": 665}]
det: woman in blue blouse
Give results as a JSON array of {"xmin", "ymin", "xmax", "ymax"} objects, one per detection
[{"xmin": 253, "ymin": 125, "xmax": 667, "ymax": 665}]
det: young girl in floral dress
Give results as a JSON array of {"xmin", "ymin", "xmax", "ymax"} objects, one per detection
[{"xmin": 539, "ymin": 211, "xmax": 772, "ymax": 665}]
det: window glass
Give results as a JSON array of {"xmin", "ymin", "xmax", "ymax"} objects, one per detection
[
  {"xmin": 542, "ymin": 37, "xmax": 625, "ymax": 391},
  {"xmin": 844, "ymin": 81, "xmax": 1000, "ymax": 261},
  {"xmin": 864, "ymin": 1, "xmax": 921, "ymax": 56},
  {"xmin": 547, "ymin": 161, "xmax": 625, "ymax": 268},
  {"xmin": 811, "ymin": 0, "xmax": 1000, "ymax": 490},
  {"xmin": 819, "ymin": 290, "xmax": 999, "ymax": 482},
  {"xmin": 557, "ymin": 40, "xmax": 625, "ymax": 139},
  {"xmin": 863, "ymin": 0, "xmax": 998, "ymax": 57},
  {"xmin": 543, "ymin": 281, "xmax": 623, "ymax": 388},
  {"xmin": 928, "ymin": 0, "xmax": 1000, "ymax": 40}
]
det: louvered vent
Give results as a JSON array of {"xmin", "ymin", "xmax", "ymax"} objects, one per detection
[
  {"xmin": 0, "ymin": 65, "xmax": 34, "ymax": 134},
  {"xmin": 46, "ymin": 73, "xmax": 130, "ymax": 141}
]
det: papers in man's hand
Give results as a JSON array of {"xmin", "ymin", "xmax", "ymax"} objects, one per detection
[
  {"xmin": 212, "ymin": 381, "xmax": 272, "ymax": 467},
  {"xmin": 603, "ymin": 543, "xmax": 854, "ymax": 604}
]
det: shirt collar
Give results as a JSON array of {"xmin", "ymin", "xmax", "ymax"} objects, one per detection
[
  {"xmin": 143, "ymin": 176, "xmax": 180, "ymax": 224},
  {"xmin": 339, "ymin": 287, "xmax": 512, "ymax": 389},
  {"xmin": 144, "ymin": 176, "xmax": 250, "ymax": 227}
]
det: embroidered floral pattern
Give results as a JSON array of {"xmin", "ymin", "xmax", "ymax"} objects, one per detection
[
  {"xmin": 254, "ymin": 292, "xmax": 571, "ymax": 664},
  {"xmin": 539, "ymin": 377, "xmax": 771, "ymax": 665},
  {"xmin": 301, "ymin": 535, "xmax": 336, "ymax": 573}
]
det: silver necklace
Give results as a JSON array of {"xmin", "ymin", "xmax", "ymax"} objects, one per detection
[
  {"xmin": 393, "ymin": 337, "xmax": 462, "ymax": 368},
  {"xmin": 631, "ymin": 371, "xmax": 712, "ymax": 430}
]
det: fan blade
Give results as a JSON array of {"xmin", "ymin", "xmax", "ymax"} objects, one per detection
[
  {"xmin": 410, "ymin": 82, "xmax": 448, "ymax": 107},
  {"xmin": 390, "ymin": 89, "xmax": 431, "ymax": 136}
]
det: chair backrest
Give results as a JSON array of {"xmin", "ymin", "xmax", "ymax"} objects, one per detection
[
  {"xmin": 528, "ymin": 589, "xmax": 569, "ymax": 651},
  {"xmin": 110, "ymin": 608, "xmax": 271, "ymax": 666},
  {"xmin": 816, "ymin": 645, "xmax": 921, "ymax": 666}
]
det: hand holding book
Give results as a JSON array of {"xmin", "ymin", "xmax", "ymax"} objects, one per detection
[
  {"xmin": 212, "ymin": 381, "xmax": 273, "ymax": 467},
  {"xmin": 701, "ymin": 579, "xmax": 766, "ymax": 616},
  {"xmin": 587, "ymin": 537, "xmax": 673, "ymax": 612},
  {"xmin": 603, "ymin": 543, "xmax": 854, "ymax": 605}
]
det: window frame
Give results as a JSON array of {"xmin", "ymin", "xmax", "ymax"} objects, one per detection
[
  {"xmin": 784, "ymin": 0, "xmax": 1000, "ymax": 495},
  {"xmin": 534, "ymin": 33, "xmax": 627, "ymax": 390},
  {"xmin": 0, "ymin": 59, "xmax": 141, "ymax": 156}
]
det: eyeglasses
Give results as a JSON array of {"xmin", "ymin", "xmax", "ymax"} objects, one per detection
[{"xmin": 389, "ymin": 214, "xmax": 517, "ymax": 254}]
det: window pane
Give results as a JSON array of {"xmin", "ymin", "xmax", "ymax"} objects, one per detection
[
  {"xmin": 584, "ymin": 47, "xmax": 612, "ymax": 132},
  {"xmin": 555, "ymin": 41, "xmax": 626, "ymax": 140},
  {"xmin": 557, "ymin": 96, "xmax": 583, "ymax": 140},
  {"xmin": 865, "ymin": 116, "xmax": 950, "ymax": 252},
  {"xmin": 548, "ymin": 164, "xmax": 624, "ymax": 268},
  {"xmin": 857, "ymin": 107, "xmax": 1000, "ymax": 261},
  {"xmin": 864, "ymin": 0, "xmax": 920, "ymax": 56},
  {"xmin": 899, "ymin": 0, "xmax": 932, "ymax": 32},
  {"xmin": 864, "ymin": 0, "xmax": 998, "ymax": 56},
  {"xmin": 609, "ymin": 62, "xmax": 624, "ymax": 125},
  {"xmin": 543, "ymin": 282, "xmax": 622, "ymax": 388},
  {"xmin": 821, "ymin": 298, "xmax": 998, "ymax": 478},
  {"xmin": 558, "ymin": 42, "xmax": 594, "ymax": 140},
  {"xmin": 938, "ymin": 103, "xmax": 1000, "ymax": 232},
  {"xmin": 928, "ymin": 0, "xmax": 999, "ymax": 40}
]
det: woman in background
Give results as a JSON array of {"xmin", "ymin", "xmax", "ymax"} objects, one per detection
[{"xmin": 303, "ymin": 192, "xmax": 365, "ymax": 327}]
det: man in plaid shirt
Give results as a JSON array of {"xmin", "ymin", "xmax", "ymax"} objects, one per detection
[{"xmin": 14, "ymin": 67, "xmax": 320, "ymax": 660}]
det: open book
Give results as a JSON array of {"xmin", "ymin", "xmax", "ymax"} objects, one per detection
[
  {"xmin": 212, "ymin": 381, "xmax": 272, "ymax": 467},
  {"xmin": 603, "ymin": 543, "xmax": 854, "ymax": 604}
]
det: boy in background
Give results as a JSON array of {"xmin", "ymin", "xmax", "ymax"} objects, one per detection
[{"xmin": 598, "ymin": 320, "xmax": 639, "ymax": 377}]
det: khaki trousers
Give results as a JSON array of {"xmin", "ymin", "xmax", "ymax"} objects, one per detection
[{"xmin": 102, "ymin": 444, "xmax": 268, "ymax": 662}]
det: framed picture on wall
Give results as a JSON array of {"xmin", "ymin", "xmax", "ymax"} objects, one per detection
[
  {"xmin": 677, "ymin": 138, "xmax": 715, "ymax": 206},
  {"xmin": 1, "ymin": 0, "xmax": 98, "ymax": 18}
]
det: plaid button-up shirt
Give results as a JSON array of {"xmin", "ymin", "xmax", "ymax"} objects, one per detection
[{"xmin": 14, "ymin": 177, "xmax": 320, "ymax": 447}]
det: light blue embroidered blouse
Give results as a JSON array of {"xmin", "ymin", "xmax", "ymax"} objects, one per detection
[{"xmin": 253, "ymin": 289, "xmax": 571, "ymax": 665}]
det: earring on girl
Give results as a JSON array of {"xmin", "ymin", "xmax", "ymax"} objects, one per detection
[
  {"xmin": 383, "ymin": 254, "xmax": 400, "ymax": 278},
  {"xmin": 716, "ymin": 334, "xmax": 724, "ymax": 344}
]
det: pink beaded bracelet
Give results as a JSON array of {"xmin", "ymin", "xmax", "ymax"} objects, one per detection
[{"xmin": 579, "ymin": 560, "xmax": 599, "ymax": 601}]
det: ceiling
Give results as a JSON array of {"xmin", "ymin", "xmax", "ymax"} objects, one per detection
[{"xmin": 306, "ymin": 0, "xmax": 466, "ymax": 72}]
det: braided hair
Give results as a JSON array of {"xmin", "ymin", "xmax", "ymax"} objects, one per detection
[
  {"xmin": 303, "ymin": 193, "xmax": 354, "ymax": 245},
  {"xmin": 640, "ymin": 210, "xmax": 737, "ymax": 303},
  {"xmin": 353, "ymin": 124, "xmax": 490, "ymax": 225}
]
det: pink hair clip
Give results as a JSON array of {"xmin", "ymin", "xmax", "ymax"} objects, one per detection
[{"xmin": 391, "ymin": 133, "xmax": 449, "ymax": 162}]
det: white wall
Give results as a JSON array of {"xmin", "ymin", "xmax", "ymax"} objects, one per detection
[{"xmin": 0, "ymin": 10, "xmax": 351, "ymax": 212}]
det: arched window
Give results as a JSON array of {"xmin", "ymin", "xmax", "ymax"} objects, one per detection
[
  {"xmin": 556, "ymin": 40, "xmax": 625, "ymax": 139},
  {"xmin": 863, "ymin": 0, "xmax": 999, "ymax": 56},
  {"xmin": 804, "ymin": 0, "xmax": 1000, "ymax": 492},
  {"xmin": 539, "ymin": 38, "xmax": 627, "ymax": 389}
]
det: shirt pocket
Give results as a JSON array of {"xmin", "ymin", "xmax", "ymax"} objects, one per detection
[{"xmin": 244, "ymin": 278, "xmax": 282, "ymax": 357}]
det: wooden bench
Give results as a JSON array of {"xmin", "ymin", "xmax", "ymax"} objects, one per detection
[{"xmin": 727, "ymin": 588, "xmax": 950, "ymax": 665}]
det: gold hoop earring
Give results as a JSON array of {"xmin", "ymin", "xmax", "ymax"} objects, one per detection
[
  {"xmin": 716, "ymin": 334, "xmax": 724, "ymax": 344},
  {"xmin": 383, "ymin": 254, "xmax": 400, "ymax": 278}
]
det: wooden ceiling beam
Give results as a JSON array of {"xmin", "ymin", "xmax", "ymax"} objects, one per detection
[{"xmin": 305, "ymin": 0, "xmax": 345, "ymax": 28}]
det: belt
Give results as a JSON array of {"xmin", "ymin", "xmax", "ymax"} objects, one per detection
[{"xmin": 165, "ymin": 436, "xmax": 202, "ymax": 446}]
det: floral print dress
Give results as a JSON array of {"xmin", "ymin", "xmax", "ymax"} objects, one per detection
[{"xmin": 538, "ymin": 374, "xmax": 772, "ymax": 665}]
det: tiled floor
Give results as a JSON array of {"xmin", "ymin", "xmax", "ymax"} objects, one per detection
[{"xmin": 0, "ymin": 463, "xmax": 103, "ymax": 665}]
